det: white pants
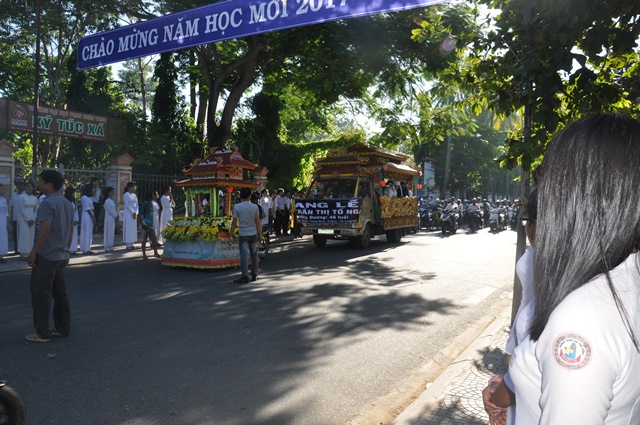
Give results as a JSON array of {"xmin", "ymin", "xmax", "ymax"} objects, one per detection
[
  {"xmin": 68, "ymin": 223, "xmax": 78, "ymax": 253},
  {"xmin": 103, "ymin": 216, "xmax": 116, "ymax": 251},
  {"xmin": 80, "ymin": 212, "xmax": 93, "ymax": 253}
]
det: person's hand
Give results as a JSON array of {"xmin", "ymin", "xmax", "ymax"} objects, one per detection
[
  {"xmin": 482, "ymin": 382, "xmax": 507, "ymax": 425},
  {"xmin": 27, "ymin": 220, "xmax": 34, "ymax": 226},
  {"xmin": 133, "ymin": 213, "xmax": 138, "ymax": 219},
  {"xmin": 27, "ymin": 252, "xmax": 37, "ymax": 268}
]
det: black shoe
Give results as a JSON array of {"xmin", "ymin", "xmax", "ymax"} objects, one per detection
[
  {"xmin": 251, "ymin": 275, "xmax": 258, "ymax": 282},
  {"xmin": 233, "ymin": 277, "xmax": 249, "ymax": 284}
]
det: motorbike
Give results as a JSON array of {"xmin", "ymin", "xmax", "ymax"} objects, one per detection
[
  {"xmin": 466, "ymin": 210, "xmax": 483, "ymax": 232},
  {"xmin": 257, "ymin": 229, "xmax": 270, "ymax": 259},
  {"xmin": 419, "ymin": 206, "xmax": 435, "ymax": 231},
  {"xmin": 0, "ymin": 381, "xmax": 25, "ymax": 425},
  {"xmin": 508, "ymin": 208, "xmax": 518, "ymax": 230},
  {"xmin": 440, "ymin": 210, "xmax": 458, "ymax": 234},
  {"xmin": 489, "ymin": 207, "xmax": 507, "ymax": 232}
]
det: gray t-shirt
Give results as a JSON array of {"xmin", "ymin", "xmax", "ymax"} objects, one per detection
[
  {"xmin": 36, "ymin": 191, "xmax": 73, "ymax": 261},
  {"xmin": 232, "ymin": 201, "xmax": 259, "ymax": 237}
]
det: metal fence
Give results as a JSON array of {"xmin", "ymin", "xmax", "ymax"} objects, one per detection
[{"xmin": 132, "ymin": 172, "xmax": 185, "ymax": 216}]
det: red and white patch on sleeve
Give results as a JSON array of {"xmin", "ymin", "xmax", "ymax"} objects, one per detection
[{"xmin": 553, "ymin": 333, "xmax": 592, "ymax": 370}]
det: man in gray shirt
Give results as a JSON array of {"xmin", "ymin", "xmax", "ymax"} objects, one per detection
[
  {"xmin": 229, "ymin": 188, "xmax": 262, "ymax": 284},
  {"xmin": 26, "ymin": 170, "xmax": 74, "ymax": 343}
]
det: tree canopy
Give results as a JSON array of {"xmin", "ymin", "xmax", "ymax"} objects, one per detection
[{"xmin": 1, "ymin": 0, "xmax": 638, "ymax": 194}]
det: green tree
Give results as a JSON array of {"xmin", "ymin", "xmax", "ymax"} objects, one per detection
[
  {"xmin": 414, "ymin": 0, "xmax": 640, "ymax": 318},
  {"xmin": 63, "ymin": 54, "xmax": 132, "ymax": 169},
  {"xmin": 118, "ymin": 57, "xmax": 157, "ymax": 129},
  {"xmin": 0, "ymin": 0, "xmax": 118, "ymax": 166},
  {"xmin": 146, "ymin": 52, "xmax": 202, "ymax": 174},
  {"xmin": 460, "ymin": 0, "xmax": 640, "ymax": 170}
]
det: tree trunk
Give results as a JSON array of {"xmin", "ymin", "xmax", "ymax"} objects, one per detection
[
  {"xmin": 511, "ymin": 102, "xmax": 534, "ymax": 324},
  {"xmin": 203, "ymin": 36, "xmax": 264, "ymax": 150},
  {"xmin": 189, "ymin": 50, "xmax": 197, "ymax": 120}
]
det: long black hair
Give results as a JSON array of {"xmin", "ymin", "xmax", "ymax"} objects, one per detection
[
  {"xmin": 82, "ymin": 182, "xmax": 93, "ymax": 197},
  {"xmin": 64, "ymin": 186, "xmax": 76, "ymax": 203},
  {"xmin": 124, "ymin": 182, "xmax": 134, "ymax": 194},
  {"xmin": 529, "ymin": 114, "xmax": 640, "ymax": 349},
  {"xmin": 102, "ymin": 187, "xmax": 114, "ymax": 201}
]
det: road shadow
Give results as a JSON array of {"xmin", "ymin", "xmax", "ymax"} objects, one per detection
[{"xmin": 0, "ymin": 235, "xmax": 458, "ymax": 425}]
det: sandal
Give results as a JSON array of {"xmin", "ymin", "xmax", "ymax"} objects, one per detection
[
  {"xmin": 26, "ymin": 333, "xmax": 51, "ymax": 343},
  {"xmin": 51, "ymin": 328, "xmax": 68, "ymax": 337}
]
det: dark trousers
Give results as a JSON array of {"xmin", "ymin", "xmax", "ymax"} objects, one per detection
[
  {"xmin": 281, "ymin": 210, "xmax": 290, "ymax": 235},
  {"xmin": 31, "ymin": 255, "xmax": 71, "ymax": 338},
  {"xmin": 274, "ymin": 210, "xmax": 284, "ymax": 235}
]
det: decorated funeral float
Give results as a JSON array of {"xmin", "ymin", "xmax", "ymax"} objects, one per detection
[{"xmin": 161, "ymin": 148, "xmax": 260, "ymax": 269}]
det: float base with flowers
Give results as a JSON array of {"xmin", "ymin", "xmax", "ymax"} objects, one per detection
[{"xmin": 161, "ymin": 148, "xmax": 260, "ymax": 269}]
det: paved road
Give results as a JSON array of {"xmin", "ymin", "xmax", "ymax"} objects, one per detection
[{"xmin": 0, "ymin": 227, "xmax": 517, "ymax": 425}]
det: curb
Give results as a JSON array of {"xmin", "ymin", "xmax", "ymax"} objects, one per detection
[
  {"xmin": 391, "ymin": 302, "xmax": 512, "ymax": 425},
  {"xmin": 0, "ymin": 233, "xmax": 300, "ymax": 274}
]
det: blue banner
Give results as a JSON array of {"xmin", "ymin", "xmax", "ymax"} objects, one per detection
[{"xmin": 77, "ymin": 0, "xmax": 449, "ymax": 70}]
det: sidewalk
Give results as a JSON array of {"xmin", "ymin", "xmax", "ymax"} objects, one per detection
[
  {"xmin": 392, "ymin": 305, "xmax": 511, "ymax": 425},
  {"xmin": 1, "ymin": 231, "xmax": 297, "ymax": 274}
]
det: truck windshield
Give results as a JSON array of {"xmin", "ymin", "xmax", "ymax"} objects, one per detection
[{"xmin": 307, "ymin": 179, "xmax": 357, "ymax": 199}]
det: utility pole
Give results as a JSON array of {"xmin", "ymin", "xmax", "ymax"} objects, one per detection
[
  {"xmin": 32, "ymin": 0, "xmax": 41, "ymax": 184},
  {"xmin": 441, "ymin": 134, "xmax": 452, "ymax": 198}
]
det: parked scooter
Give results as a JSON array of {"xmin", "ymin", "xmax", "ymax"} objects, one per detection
[
  {"xmin": 440, "ymin": 210, "xmax": 459, "ymax": 234},
  {"xmin": 0, "ymin": 381, "xmax": 25, "ymax": 425}
]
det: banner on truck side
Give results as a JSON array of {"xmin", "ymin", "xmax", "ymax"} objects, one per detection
[
  {"xmin": 295, "ymin": 198, "xmax": 360, "ymax": 225},
  {"xmin": 77, "ymin": 0, "xmax": 450, "ymax": 70}
]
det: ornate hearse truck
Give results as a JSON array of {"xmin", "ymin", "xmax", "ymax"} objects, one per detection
[{"xmin": 296, "ymin": 143, "xmax": 419, "ymax": 248}]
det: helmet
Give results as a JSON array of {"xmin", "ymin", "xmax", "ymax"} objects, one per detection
[
  {"xmin": 483, "ymin": 199, "xmax": 487, "ymax": 203},
  {"xmin": 450, "ymin": 196, "xmax": 455, "ymax": 201}
]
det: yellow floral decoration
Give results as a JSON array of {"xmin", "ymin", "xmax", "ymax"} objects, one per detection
[{"xmin": 162, "ymin": 217, "xmax": 238, "ymax": 242}]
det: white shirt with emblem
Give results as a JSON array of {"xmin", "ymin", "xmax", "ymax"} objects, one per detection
[{"xmin": 509, "ymin": 252, "xmax": 640, "ymax": 424}]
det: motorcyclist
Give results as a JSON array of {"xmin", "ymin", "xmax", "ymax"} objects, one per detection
[
  {"xmin": 494, "ymin": 200, "xmax": 505, "ymax": 226},
  {"xmin": 444, "ymin": 197, "xmax": 459, "ymax": 229},
  {"xmin": 466, "ymin": 198, "xmax": 481, "ymax": 230},
  {"xmin": 431, "ymin": 198, "xmax": 442, "ymax": 222},
  {"xmin": 482, "ymin": 198, "xmax": 490, "ymax": 225},
  {"xmin": 445, "ymin": 197, "xmax": 459, "ymax": 213}
]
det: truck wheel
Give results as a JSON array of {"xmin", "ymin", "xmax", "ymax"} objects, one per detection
[
  {"xmin": 386, "ymin": 229, "xmax": 401, "ymax": 243},
  {"xmin": 313, "ymin": 235, "xmax": 328, "ymax": 247},
  {"xmin": 355, "ymin": 225, "xmax": 371, "ymax": 249}
]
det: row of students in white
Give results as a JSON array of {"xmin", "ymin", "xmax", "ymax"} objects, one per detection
[{"xmin": 65, "ymin": 183, "xmax": 174, "ymax": 253}]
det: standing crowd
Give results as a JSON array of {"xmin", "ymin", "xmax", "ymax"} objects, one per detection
[{"xmin": 0, "ymin": 179, "xmax": 176, "ymax": 263}]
